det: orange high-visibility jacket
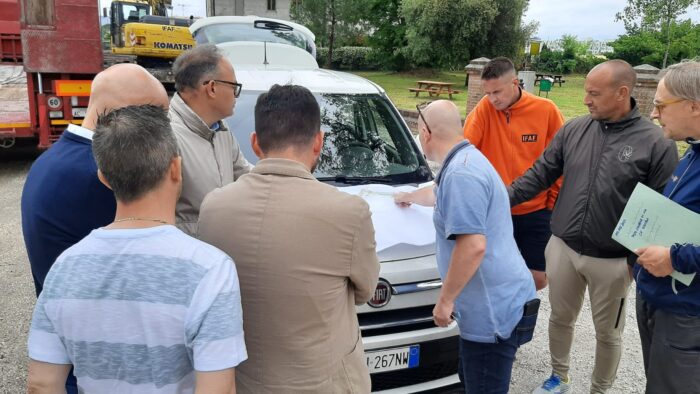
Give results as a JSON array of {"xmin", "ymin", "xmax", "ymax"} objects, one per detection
[{"xmin": 464, "ymin": 90, "xmax": 564, "ymax": 215}]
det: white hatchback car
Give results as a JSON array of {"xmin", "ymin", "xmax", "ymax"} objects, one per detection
[{"xmin": 218, "ymin": 39, "xmax": 462, "ymax": 393}]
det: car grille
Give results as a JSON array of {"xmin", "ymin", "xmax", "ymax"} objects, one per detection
[{"xmin": 359, "ymin": 305, "xmax": 435, "ymax": 337}]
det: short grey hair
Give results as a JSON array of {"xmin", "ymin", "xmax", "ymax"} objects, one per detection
[
  {"xmin": 92, "ymin": 105, "xmax": 179, "ymax": 203},
  {"xmin": 172, "ymin": 44, "xmax": 223, "ymax": 93},
  {"xmin": 661, "ymin": 60, "xmax": 700, "ymax": 101}
]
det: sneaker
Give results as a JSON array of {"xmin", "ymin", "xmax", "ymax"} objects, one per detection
[{"xmin": 532, "ymin": 374, "xmax": 571, "ymax": 394}]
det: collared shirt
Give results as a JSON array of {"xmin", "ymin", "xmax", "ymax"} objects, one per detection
[
  {"xmin": 66, "ymin": 123, "xmax": 94, "ymax": 140},
  {"xmin": 433, "ymin": 143, "xmax": 536, "ymax": 343}
]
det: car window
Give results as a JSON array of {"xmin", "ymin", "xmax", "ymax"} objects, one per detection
[
  {"xmin": 193, "ymin": 23, "xmax": 314, "ymax": 55},
  {"xmin": 225, "ymin": 92, "xmax": 431, "ymax": 184}
]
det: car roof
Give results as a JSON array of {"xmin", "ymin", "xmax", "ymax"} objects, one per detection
[
  {"xmin": 190, "ymin": 15, "xmax": 315, "ymax": 41},
  {"xmin": 218, "ymin": 42, "xmax": 385, "ymax": 95}
]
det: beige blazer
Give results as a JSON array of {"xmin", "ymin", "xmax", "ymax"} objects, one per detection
[{"xmin": 198, "ymin": 158, "xmax": 380, "ymax": 394}]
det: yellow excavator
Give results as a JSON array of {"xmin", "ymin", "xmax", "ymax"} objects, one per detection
[{"xmin": 109, "ymin": 0, "xmax": 195, "ymax": 67}]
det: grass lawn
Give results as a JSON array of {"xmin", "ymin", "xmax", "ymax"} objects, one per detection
[{"xmin": 352, "ymin": 70, "xmax": 586, "ymax": 120}]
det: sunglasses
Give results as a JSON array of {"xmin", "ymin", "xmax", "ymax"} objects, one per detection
[
  {"xmin": 415, "ymin": 103, "xmax": 433, "ymax": 134},
  {"xmin": 203, "ymin": 79, "xmax": 243, "ymax": 97}
]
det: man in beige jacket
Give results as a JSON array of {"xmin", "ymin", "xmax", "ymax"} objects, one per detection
[
  {"xmin": 170, "ymin": 44, "xmax": 252, "ymax": 236},
  {"xmin": 198, "ymin": 84, "xmax": 380, "ymax": 393}
]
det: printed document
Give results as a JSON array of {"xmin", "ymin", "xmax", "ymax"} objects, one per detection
[{"xmin": 612, "ymin": 183, "xmax": 697, "ymax": 288}]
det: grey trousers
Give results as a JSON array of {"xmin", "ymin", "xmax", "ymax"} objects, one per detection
[{"xmin": 636, "ymin": 295, "xmax": 700, "ymax": 394}]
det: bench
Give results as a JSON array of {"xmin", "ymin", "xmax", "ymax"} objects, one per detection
[{"xmin": 409, "ymin": 81, "xmax": 462, "ymax": 99}]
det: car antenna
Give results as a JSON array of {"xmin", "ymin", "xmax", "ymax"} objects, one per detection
[{"xmin": 263, "ymin": 41, "xmax": 269, "ymax": 65}]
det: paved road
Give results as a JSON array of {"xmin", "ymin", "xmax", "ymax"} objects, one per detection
[{"xmin": 0, "ymin": 147, "xmax": 646, "ymax": 393}]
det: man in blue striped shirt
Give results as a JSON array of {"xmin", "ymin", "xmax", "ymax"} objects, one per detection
[{"xmin": 27, "ymin": 105, "xmax": 246, "ymax": 393}]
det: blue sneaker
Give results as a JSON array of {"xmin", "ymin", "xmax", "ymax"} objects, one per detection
[{"xmin": 532, "ymin": 374, "xmax": 571, "ymax": 394}]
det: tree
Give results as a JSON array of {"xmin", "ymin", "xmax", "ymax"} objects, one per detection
[
  {"xmin": 616, "ymin": 0, "xmax": 700, "ymax": 68},
  {"xmin": 610, "ymin": 19, "xmax": 700, "ymax": 67},
  {"xmin": 291, "ymin": 0, "xmax": 366, "ymax": 68},
  {"xmin": 401, "ymin": 0, "xmax": 498, "ymax": 69},
  {"xmin": 362, "ymin": 0, "xmax": 409, "ymax": 70},
  {"xmin": 482, "ymin": 0, "xmax": 530, "ymax": 60}
]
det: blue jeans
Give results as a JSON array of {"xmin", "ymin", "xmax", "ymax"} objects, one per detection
[{"xmin": 458, "ymin": 312, "xmax": 536, "ymax": 393}]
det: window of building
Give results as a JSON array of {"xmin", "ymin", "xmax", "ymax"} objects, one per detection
[{"xmin": 267, "ymin": 0, "xmax": 276, "ymax": 11}]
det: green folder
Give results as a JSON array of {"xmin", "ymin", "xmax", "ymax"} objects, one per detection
[{"xmin": 612, "ymin": 183, "xmax": 697, "ymax": 289}]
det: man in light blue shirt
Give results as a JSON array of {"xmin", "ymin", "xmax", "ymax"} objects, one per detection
[{"xmin": 397, "ymin": 100, "xmax": 537, "ymax": 393}]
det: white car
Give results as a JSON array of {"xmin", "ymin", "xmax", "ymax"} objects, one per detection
[
  {"xmin": 190, "ymin": 15, "xmax": 317, "ymax": 58},
  {"xmin": 219, "ymin": 40, "xmax": 461, "ymax": 393}
]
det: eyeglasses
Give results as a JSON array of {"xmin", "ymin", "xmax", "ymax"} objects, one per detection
[
  {"xmin": 203, "ymin": 79, "xmax": 243, "ymax": 97},
  {"xmin": 415, "ymin": 103, "xmax": 433, "ymax": 134},
  {"xmin": 653, "ymin": 97, "xmax": 685, "ymax": 113}
]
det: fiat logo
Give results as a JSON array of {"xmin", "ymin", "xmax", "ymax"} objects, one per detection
[{"xmin": 368, "ymin": 279, "xmax": 392, "ymax": 308}]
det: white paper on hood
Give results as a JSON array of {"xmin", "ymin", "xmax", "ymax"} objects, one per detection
[{"xmin": 338, "ymin": 184, "xmax": 435, "ymax": 252}]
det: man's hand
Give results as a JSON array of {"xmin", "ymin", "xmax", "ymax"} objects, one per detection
[
  {"xmin": 394, "ymin": 191, "xmax": 413, "ymax": 207},
  {"xmin": 636, "ymin": 246, "xmax": 673, "ymax": 278},
  {"xmin": 393, "ymin": 184, "xmax": 436, "ymax": 207},
  {"xmin": 433, "ymin": 297, "xmax": 454, "ymax": 328}
]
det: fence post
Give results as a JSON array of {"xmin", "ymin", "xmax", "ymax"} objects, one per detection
[
  {"xmin": 465, "ymin": 57, "xmax": 490, "ymax": 115},
  {"xmin": 634, "ymin": 64, "xmax": 661, "ymax": 119}
]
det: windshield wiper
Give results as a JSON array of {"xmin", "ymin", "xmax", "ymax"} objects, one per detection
[{"xmin": 316, "ymin": 175, "xmax": 394, "ymax": 185}]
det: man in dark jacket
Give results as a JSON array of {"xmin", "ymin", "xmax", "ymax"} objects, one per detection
[
  {"xmin": 509, "ymin": 60, "xmax": 679, "ymax": 394},
  {"xmin": 635, "ymin": 60, "xmax": 700, "ymax": 393}
]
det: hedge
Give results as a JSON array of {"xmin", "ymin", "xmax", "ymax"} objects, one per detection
[{"xmin": 316, "ymin": 47, "xmax": 380, "ymax": 70}]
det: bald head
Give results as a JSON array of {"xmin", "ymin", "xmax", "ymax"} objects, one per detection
[
  {"xmin": 83, "ymin": 64, "xmax": 169, "ymax": 130},
  {"xmin": 421, "ymin": 100, "xmax": 463, "ymax": 140},
  {"xmin": 589, "ymin": 60, "xmax": 636, "ymax": 94}
]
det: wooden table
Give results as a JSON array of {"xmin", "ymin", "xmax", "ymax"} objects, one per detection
[
  {"xmin": 409, "ymin": 80, "xmax": 461, "ymax": 99},
  {"xmin": 534, "ymin": 74, "xmax": 566, "ymax": 87}
]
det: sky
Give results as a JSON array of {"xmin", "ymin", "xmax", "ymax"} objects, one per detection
[{"xmin": 524, "ymin": 0, "xmax": 700, "ymax": 41}]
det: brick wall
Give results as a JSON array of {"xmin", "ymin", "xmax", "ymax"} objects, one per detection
[{"xmin": 633, "ymin": 64, "xmax": 661, "ymax": 119}]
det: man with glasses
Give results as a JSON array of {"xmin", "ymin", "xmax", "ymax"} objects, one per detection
[
  {"xmin": 634, "ymin": 60, "xmax": 700, "ymax": 393},
  {"xmin": 508, "ymin": 59, "xmax": 679, "ymax": 394},
  {"xmin": 170, "ymin": 44, "xmax": 252, "ymax": 236}
]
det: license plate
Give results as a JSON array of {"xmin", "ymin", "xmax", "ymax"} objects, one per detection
[
  {"xmin": 365, "ymin": 345, "xmax": 419, "ymax": 373},
  {"xmin": 72, "ymin": 107, "xmax": 87, "ymax": 118}
]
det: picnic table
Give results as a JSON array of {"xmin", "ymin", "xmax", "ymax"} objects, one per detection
[
  {"xmin": 409, "ymin": 80, "xmax": 461, "ymax": 99},
  {"xmin": 534, "ymin": 73, "xmax": 566, "ymax": 87}
]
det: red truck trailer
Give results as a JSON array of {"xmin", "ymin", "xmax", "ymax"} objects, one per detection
[{"xmin": 0, "ymin": 0, "xmax": 102, "ymax": 148}]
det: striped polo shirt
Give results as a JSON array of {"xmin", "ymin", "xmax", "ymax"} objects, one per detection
[{"xmin": 28, "ymin": 225, "xmax": 247, "ymax": 393}]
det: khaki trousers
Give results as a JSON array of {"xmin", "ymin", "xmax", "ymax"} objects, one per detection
[{"xmin": 545, "ymin": 236, "xmax": 631, "ymax": 394}]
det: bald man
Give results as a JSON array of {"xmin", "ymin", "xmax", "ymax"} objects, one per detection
[
  {"xmin": 401, "ymin": 100, "xmax": 537, "ymax": 393},
  {"xmin": 508, "ymin": 60, "xmax": 679, "ymax": 394},
  {"xmin": 21, "ymin": 64, "xmax": 168, "ymax": 394}
]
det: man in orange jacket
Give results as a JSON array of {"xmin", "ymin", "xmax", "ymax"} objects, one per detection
[{"xmin": 464, "ymin": 57, "xmax": 564, "ymax": 290}]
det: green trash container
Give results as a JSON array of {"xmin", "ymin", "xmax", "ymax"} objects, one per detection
[{"xmin": 539, "ymin": 78, "xmax": 553, "ymax": 97}]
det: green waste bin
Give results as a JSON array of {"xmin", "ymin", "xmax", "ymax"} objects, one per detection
[{"xmin": 539, "ymin": 78, "xmax": 553, "ymax": 97}]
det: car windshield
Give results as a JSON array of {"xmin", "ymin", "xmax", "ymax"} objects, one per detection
[
  {"xmin": 193, "ymin": 23, "xmax": 314, "ymax": 55},
  {"xmin": 226, "ymin": 92, "xmax": 432, "ymax": 185}
]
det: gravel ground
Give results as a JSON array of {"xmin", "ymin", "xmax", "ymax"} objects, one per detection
[{"xmin": 0, "ymin": 148, "xmax": 645, "ymax": 393}]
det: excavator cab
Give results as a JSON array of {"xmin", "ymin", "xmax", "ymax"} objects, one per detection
[
  {"xmin": 109, "ymin": 0, "xmax": 195, "ymax": 65},
  {"xmin": 110, "ymin": 0, "xmax": 151, "ymax": 48}
]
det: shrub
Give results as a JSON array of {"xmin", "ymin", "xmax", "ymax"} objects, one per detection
[{"xmin": 316, "ymin": 46, "xmax": 380, "ymax": 70}]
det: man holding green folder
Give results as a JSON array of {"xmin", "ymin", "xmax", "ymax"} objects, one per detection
[{"xmin": 635, "ymin": 60, "xmax": 700, "ymax": 393}]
